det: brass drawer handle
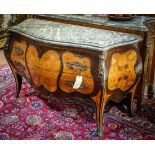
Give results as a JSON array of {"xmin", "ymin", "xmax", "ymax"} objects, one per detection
[
  {"xmin": 14, "ymin": 46, "xmax": 24, "ymax": 56},
  {"xmin": 66, "ymin": 62, "xmax": 88, "ymax": 72},
  {"xmin": 66, "ymin": 80, "xmax": 88, "ymax": 90}
]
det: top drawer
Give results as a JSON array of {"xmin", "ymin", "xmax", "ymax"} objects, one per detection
[{"xmin": 61, "ymin": 51, "xmax": 95, "ymax": 78}]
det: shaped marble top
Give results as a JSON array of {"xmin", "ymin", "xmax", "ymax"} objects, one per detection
[
  {"xmin": 38, "ymin": 14, "xmax": 155, "ymax": 32},
  {"xmin": 9, "ymin": 18, "xmax": 142, "ymax": 52}
]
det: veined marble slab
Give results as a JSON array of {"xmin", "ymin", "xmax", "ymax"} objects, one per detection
[
  {"xmin": 9, "ymin": 18, "xmax": 142, "ymax": 52},
  {"xmin": 38, "ymin": 14, "xmax": 155, "ymax": 32}
]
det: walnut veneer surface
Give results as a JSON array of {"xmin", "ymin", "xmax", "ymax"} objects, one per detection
[{"xmin": 4, "ymin": 19, "xmax": 143, "ymax": 136}]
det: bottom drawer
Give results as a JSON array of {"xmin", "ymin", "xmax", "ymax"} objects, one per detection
[{"xmin": 59, "ymin": 72, "xmax": 95, "ymax": 94}]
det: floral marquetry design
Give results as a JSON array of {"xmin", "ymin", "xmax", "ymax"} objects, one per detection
[{"xmin": 108, "ymin": 50, "xmax": 137, "ymax": 91}]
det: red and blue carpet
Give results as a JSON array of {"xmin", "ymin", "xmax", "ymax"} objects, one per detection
[{"xmin": 0, "ymin": 64, "xmax": 155, "ymax": 140}]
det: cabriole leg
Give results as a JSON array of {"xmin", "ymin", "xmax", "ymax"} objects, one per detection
[
  {"xmin": 14, "ymin": 73, "xmax": 22, "ymax": 98},
  {"xmin": 127, "ymin": 79, "xmax": 140, "ymax": 117},
  {"xmin": 8, "ymin": 61, "xmax": 22, "ymax": 98},
  {"xmin": 98, "ymin": 90, "xmax": 110, "ymax": 137},
  {"xmin": 91, "ymin": 89, "xmax": 110, "ymax": 137},
  {"xmin": 91, "ymin": 90, "xmax": 102, "ymax": 135}
]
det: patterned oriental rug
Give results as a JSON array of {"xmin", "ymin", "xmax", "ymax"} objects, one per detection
[{"xmin": 0, "ymin": 64, "xmax": 155, "ymax": 140}]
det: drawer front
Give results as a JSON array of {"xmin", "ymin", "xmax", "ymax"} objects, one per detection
[
  {"xmin": 9, "ymin": 37, "xmax": 100, "ymax": 95},
  {"xmin": 10, "ymin": 40, "xmax": 30, "ymax": 78},
  {"xmin": 26, "ymin": 45, "xmax": 61, "ymax": 92},
  {"xmin": 62, "ymin": 52, "xmax": 93, "ymax": 78},
  {"xmin": 59, "ymin": 73, "xmax": 94, "ymax": 94},
  {"xmin": 60, "ymin": 51, "xmax": 97, "ymax": 94}
]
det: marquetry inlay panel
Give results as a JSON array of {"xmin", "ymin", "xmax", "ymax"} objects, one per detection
[
  {"xmin": 26, "ymin": 45, "xmax": 61, "ymax": 92},
  {"xmin": 108, "ymin": 50, "xmax": 137, "ymax": 91},
  {"xmin": 11, "ymin": 41, "xmax": 30, "ymax": 78}
]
